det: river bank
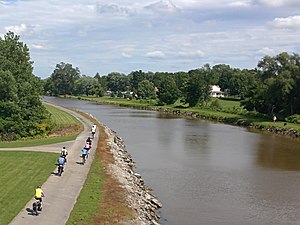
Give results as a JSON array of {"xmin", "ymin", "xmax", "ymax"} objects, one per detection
[
  {"xmin": 103, "ymin": 125, "xmax": 162, "ymax": 225},
  {"xmin": 68, "ymin": 95, "xmax": 300, "ymax": 140}
]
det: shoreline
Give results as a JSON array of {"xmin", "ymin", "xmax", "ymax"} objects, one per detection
[
  {"xmin": 66, "ymin": 96, "xmax": 300, "ymax": 140},
  {"xmin": 103, "ymin": 125, "xmax": 162, "ymax": 225}
]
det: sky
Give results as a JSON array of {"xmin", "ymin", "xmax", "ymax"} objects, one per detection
[{"xmin": 0, "ymin": 0, "xmax": 300, "ymax": 78}]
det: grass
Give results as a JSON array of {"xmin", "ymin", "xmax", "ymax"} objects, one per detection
[
  {"xmin": 44, "ymin": 104, "xmax": 81, "ymax": 127},
  {"xmin": 0, "ymin": 104, "xmax": 83, "ymax": 148},
  {"xmin": 66, "ymin": 145, "xmax": 103, "ymax": 225},
  {"xmin": 66, "ymin": 117, "xmax": 133, "ymax": 225},
  {"xmin": 72, "ymin": 95, "xmax": 300, "ymax": 136},
  {"xmin": 0, "ymin": 151, "xmax": 58, "ymax": 225}
]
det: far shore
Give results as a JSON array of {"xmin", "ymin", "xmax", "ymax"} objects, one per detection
[{"xmin": 63, "ymin": 95, "xmax": 300, "ymax": 140}]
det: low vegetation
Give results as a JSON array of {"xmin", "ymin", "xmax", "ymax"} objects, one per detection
[
  {"xmin": 0, "ymin": 104, "xmax": 82, "ymax": 148},
  {"xmin": 73, "ymin": 95, "xmax": 300, "ymax": 136},
  {"xmin": 0, "ymin": 151, "xmax": 58, "ymax": 225}
]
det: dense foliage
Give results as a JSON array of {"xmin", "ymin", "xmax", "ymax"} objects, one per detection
[
  {"xmin": 0, "ymin": 32, "xmax": 51, "ymax": 140},
  {"xmin": 44, "ymin": 52, "xmax": 300, "ymax": 120}
]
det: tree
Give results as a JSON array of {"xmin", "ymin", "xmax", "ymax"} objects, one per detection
[
  {"xmin": 157, "ymin": 75, "xmax": 180, "ymax": 105},
  {"xmin": 241, "ymin": 52, "xmax": 299, "ymax": 116},
  {"xmin": 0, "ymin": 32, "xmax": 51, "ymax": 140},
  {"xmin": 46, "ymin": 62, "xmax": 81, "ymax": 96},
  {"xmin": 137, "ymin": 80, "xmax": 156, "ymax": 99},
  {"xmin": 74, "ymin": 76, "xmax": 104, "ymax": 97},
  {"xmin": 106, "ymin": 72, "xmax": 130, "ymax": 94}
]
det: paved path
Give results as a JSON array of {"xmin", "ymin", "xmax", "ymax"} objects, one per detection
[{"xmin": 6, "ymin": 103, "xmax": 98, "ymax": 225}]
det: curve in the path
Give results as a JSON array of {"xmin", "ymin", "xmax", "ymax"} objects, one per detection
[{"xmin": 7, "ymin": 103, "xmax": 99, "ymax": 225}]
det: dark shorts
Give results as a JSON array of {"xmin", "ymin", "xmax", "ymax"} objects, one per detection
[
  {"xmin": 35, "ymin": 197, "xmax": 42, "ymax": 202},
  {"xmin": 82, "ymin": 154, "xmax": 87, "ymax": 158}
]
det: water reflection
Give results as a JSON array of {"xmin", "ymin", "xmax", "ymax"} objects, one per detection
[{"xmin": 256, "ymin": 134, "xmax": 300, "ymax": 171}]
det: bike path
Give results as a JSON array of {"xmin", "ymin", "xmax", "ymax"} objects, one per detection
[{"xmin": 7, "ymin": 104, "xmax": 99, "ymax": 225}]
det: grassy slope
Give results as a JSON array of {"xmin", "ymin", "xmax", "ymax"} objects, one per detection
[
  {"xmin": 0, "ymin": 104, "xmax": 82, "ymax": 148},
  {"xmin": 0, "ymin": 151, "xmax": 58, "ymax": 225},
  {"xmin": 0, "ymin": 103, "xmax": 82, "ymax": 224}
]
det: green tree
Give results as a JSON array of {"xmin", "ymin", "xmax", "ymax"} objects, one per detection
[
  {"xmin": 46, "ymin": 62, "xmax": 80, "ymax": 96},
  {"xmin": 0, "ymin": 32, "xmax": 51, "ymax": 140},
  {"xmin": 106, "ymin": 72, "xmax": 130, "ymax": 94},
  {"xmin": 157, "ymin": 75, "xmax": 180, "ymax": 105},
  {"xmin": 137, "ymin": 80, "xmax": 156, "ymax": 99},
  {"xmin": 74, "ymin": 76, "xmax": 104, "ymax": 97}
]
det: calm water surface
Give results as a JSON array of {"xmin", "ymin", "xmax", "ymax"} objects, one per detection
[{"xmin": 45, "ymin": 97, "xmax": 300, "ymax": 225}]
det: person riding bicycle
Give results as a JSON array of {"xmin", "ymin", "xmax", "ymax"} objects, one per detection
[
  {"xmin": 86, "ymin": 137, "xmax": 92, "ymax": 147},
  {"xmin": 60, "ymin": 147, "xmax": 68, "ymax": 163},
  {"xmin": 34, "ymin": 185, "xmax": 44, "ymax": 208},
  {"xmin": 61, "ymin": 146, "xmax": 68, "ymax": 157},
  {"xmin": 81, "ymin": 148, "xmax": 88, "ymax": 163},
  {"xmin": 57, "ymin": 155, "xmax": 66, "ymax": 175},
  {"xmin": 91, "ymin": 124, "xmax": 96, "ymax": 138}
]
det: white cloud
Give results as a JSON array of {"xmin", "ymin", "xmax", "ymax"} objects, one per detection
[
  {"xmin": 122, "ymin": 52, "xmax": 132, "ymax": 58},
  {"xmin": 271, "ymin": 15, "xmax": 300, "ymax": 28},
  {"xmin": 146, "ymin": 51, "xmax": 166, "ymax": 58},
  {"xmin": 96, "ymin": 3, "xmax": 131, "ymax": 16},
  {"xmin": 4, "ymin": 23, "xmax": 28, "ymax": 34},
  {"xmin": 258, "ymin": 47, "xmax": 276, "ymax": 56},
  {"xmin": 178, "ymin": 50, "xmax": 205, "ymax": 57},
  {"xmin": 31, "ymin": 44, "xmax": 45, "ymax": 49},
  {"xmin": 145, "ymin": 0, "xmax": 179, "ymax": 13},
  {"xmin": 256, "ymin": 0, "xmax": 300, "ymax": 7}
]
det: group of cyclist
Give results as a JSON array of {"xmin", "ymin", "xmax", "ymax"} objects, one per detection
[{"xmin": 33, "ymin": 124, "xmax": 97, "ymax": 214}]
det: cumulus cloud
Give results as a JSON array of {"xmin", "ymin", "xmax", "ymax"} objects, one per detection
[
  {"xmin": 122, "ymin": 52, "xmax": 132, "ymax": 58},
  {"xmin": 256, "ymin": 0, "xmax": 300, "ymax": 7},
  {"xmin": 31, "ymin": 44, "xmax": 45, "ymax": 49},
  {"xmin": 178, "ymin": 50, "xmax": 205, "ymax": 57},
  {"xmin": 271, "ymin": 15, "xmax": 300, "ymax": 28},
  {"xmin": 146, "ymin": 50, "xmax": 166, "ymax": 58},
  {"xmin": 4, "ymin": 23, "xmax": 28, "ymax": 34},
  {"xmin": 96, "ymin": 3, "xmax": 131, "ymax": 16},
  {"xmin": 258, "ymin": 47, "xmax": 276, "ymax": 56},
  {"xmin": 145, "ymin": 0, "xmax": 179, "ymax": 13}
]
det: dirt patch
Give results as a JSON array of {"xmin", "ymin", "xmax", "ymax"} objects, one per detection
[{"xmin": 92, "ymin": 123, "xmax": 134, "ymax": 225}]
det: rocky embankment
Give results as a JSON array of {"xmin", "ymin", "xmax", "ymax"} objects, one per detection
[{"xmin": 104, "ymin": 126, "xmax": 162, "ymax": 225}]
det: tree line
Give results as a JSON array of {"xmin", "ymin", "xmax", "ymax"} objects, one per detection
[
  {"xmin": 1, "ymin": 31, "xmax": 300, "ymax": 140},
  {"xmin": 44, "ymin": 52, "xmax": 300, "ymax": 119}
]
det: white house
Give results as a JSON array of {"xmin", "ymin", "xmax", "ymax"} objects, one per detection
[{"xmin": 210, "ymin": 85, "xmax": 224, "ymax": 98}]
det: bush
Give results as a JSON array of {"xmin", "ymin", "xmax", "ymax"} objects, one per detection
[{"xmin": 285, "ymin": 114, "xmax": 300, "ymax": 124}]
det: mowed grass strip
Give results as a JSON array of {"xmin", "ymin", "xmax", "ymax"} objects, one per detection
[
  {"xmin": 66, "ymin": 147, "xmax": 103, "ymax": 225},
  {"xmin": 0, "ymin": 104, "xmax": 83, "ymax": 148},
  {"xmin": 44, "ymin": 104, "xmax": 80, "ymax": 127},
  {"xmin": 0, "ymin": 151, "xmax": 58, "ymax": 225}
]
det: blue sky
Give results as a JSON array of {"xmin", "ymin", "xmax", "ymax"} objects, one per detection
[{"xmin": 0, "ymin": 0, "xmax": 300, "ymax": 78}]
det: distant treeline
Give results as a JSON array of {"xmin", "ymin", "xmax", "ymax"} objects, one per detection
[{"xmin": 44, "ymin": 52, "xmax": 300, "ymax": 118}]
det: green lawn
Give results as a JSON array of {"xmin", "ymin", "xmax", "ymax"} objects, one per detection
[
  {"xmin": 44, "ymin": 104, "xmax": 81, "ymax": 127},
  {"xmin": 0, "ymin": 151, "xmax": 58, "ymax": 225},
  {"xmin": 66, "ymin": 149, "xmax": 103, "ymax": 225},
  {"xmin": 0, "ymin": 104, "xmax": 82, "ymax": 148}
]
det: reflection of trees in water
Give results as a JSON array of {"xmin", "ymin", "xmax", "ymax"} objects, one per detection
[
  {"xmin": 256, "ymin": 134, "xmax": 300, "ymax": 171},
  {"xmin": 182, "ymin": 120, "xmax": 210, "ymax": 157}
]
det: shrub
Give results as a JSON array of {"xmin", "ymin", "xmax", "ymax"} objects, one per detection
[{"xmin": 285, "ymin": 114, "xmax": 300, "ymax": 124}]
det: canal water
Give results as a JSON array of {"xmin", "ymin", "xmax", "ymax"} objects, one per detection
[{"xmin": 45, "ymin": 97, "xmax": 300, "ymax": 225}]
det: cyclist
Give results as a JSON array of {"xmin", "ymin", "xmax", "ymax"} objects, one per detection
[
  {"xmin": 81, "ymin": 148, "xmax": 88, "ymax": 164},
  {"xmin": 60, "ymin": 146, "xmax": 68, "ymax": 163},
  {"xmin": 34, "ymin": 186, "xmax": 44, "ymax": 209},
  {"xmin": 86, "ymin": 137, "xmax": 92, "ymax": 147},
  {"xmin": 91, "ymin": 124, "xmax": 96, "ymax": 138},
  {"xmin": 57, "ymin": 155, "xmax": 65, "ymax": 175}
]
